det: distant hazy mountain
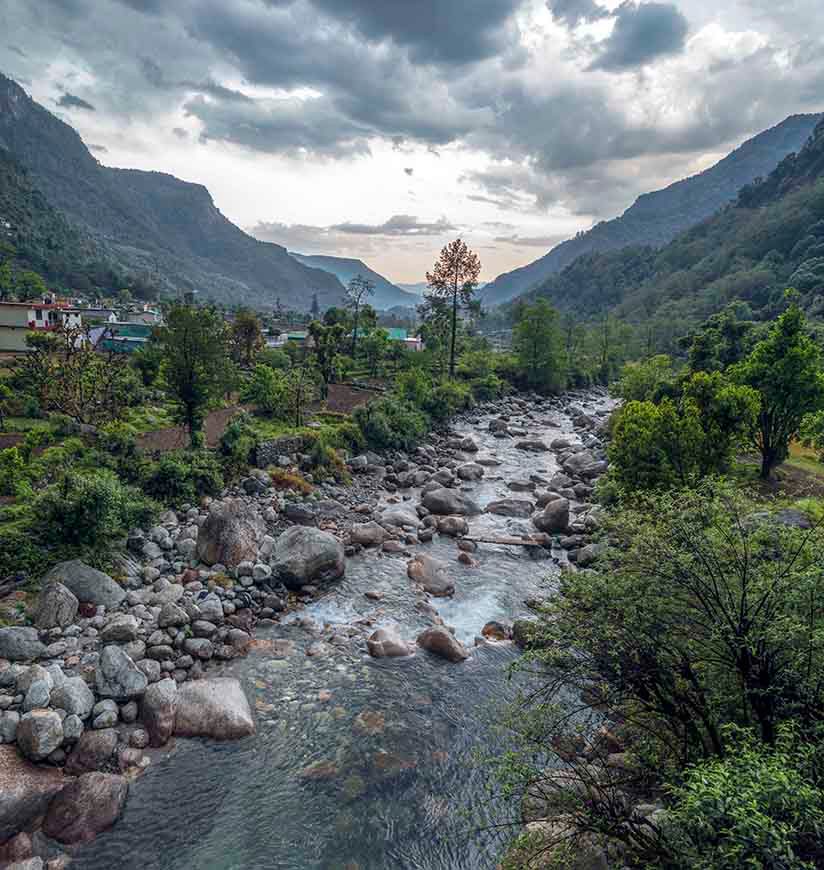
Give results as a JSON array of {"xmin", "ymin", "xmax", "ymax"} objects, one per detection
[
  {"xmin": 482, "ymin": 113, "xmax": 823, "ymax": 307},
  {"xmin": 0, "ymin": 73, "xmax": 344, "ymax": 309},
  {"xmin": 397, "ymin": 282, "xmax": 428, "ymax": 296},
  {"xmin": 290, "ymin": 253, "xmax": 419, "ymax": 309}
]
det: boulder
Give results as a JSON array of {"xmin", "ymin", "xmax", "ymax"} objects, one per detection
[
  {"xmin": 65, "ymin": 729, "xmax": 118, "ymax": 775},
  {"xmin": 140, "ymin": 679, "xmax": 177, "ymax": 747},
  {"xmin": 0, "ymin": 628, "xmax": 46, "ymax": 663},
  {"xmin": 99, "ymin": 615, "xmax": 139, "ymax": 644},
  {"xmin": 456, "ymin": 463, "xmax": 484, "ymax": 481},
  {"xmin": 515, "ymin": 440, "xmax": 549, "ymax": 452},
  {"xmin": 43, "ymin": 772, "xmax": 129, "ymax": 845},
  {"xmin": 533, "ymin": 498, "xmax": 570, "ymax": 534},
  {"xmin": 366, "ymin": 628, "xmax": 413, "ymax": 658},
  {"xmin": 407, "ymin": 554, "xmax": 455, "ymax": 597},
  {"xmin": 41, "ymin": 561, "xmax": 125, "ymax": 610},
  {"xmin": 16, "ymin": 710, "xmax": 64, "ymax": 762},
  {"xmin": 157, "ymin": 602, "xmax": 189, "ymax": 629},
  {"xmin": 562, "ymin": 450, "xmax": 596, "ymax": 477},
  {"xmin": 0, "ymin": 745, "xmax": 67, "ymax": 843},
  {"xmin": 196, "ymin": 500, "xmax": 264, "ymax": 568},
  {"xmin": 271, "ymin": 527, "xmax": 345, "ymax": 591},
  {"xmin": 50, "ymin": 677, "xmax": 95, "ymax": 720},
  {"xmin": 95, "ymin": 646, "xmax": 148, "ymax": 701},
  {"xmin": 350, "ymin": 522, "xmax": 388, "ymax": 548},
  {"xmin": 417, "ymin": 627, "xmax": 469, "ymax": 662},
  {"xmin": 438, "ymin": 516, "xmax": 469, "ymax": 537},
  {"xmin": 486, "ymin": 499, "xmax": 535, "ymax": 519},
  {"xmin": 378, "ymin": 506, "xmax": 421, "ymax": 530},
  {"xmin": 33, "ymin": 584, "xmax": 78, "ymax": 630},
  {"xmin": 174, "ymin": 678, "xmax": 255, "ymax": 740},
  {"xmin": 421, "ymin": 488, "xmax": 480, "ymax": 517},
  {"xmin": 459, "ymin": 436, "xmax": 479, "ymax": 453}
]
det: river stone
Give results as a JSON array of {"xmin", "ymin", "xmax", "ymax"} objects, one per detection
[
  {"xmin": 42, "ymin": 561, "xmax": 126, "ymax": 610},
  {"xmin": 65, "ymin": 728, "xmax": 118, "ymax": 775},
  {"xmin": 486, "ymin": 499, "xmax": 535, "ymax": 519},
  {"xmin": 378, "ymin": 506, "xmax": 421, "ymax": 530},
  {"xmin": 22, "ymin": 680, "xmax": 51, "ymax": 713},
  {"xmin": 421, "ymin": 489, "xmax": 481, "ymax": 517},
  {"xmin": 33, "ymin": 584, "xmax": 78, "ymax": 630},
  {"xmin": 157, "ymin": 602, "xmax": 189, "ymax": 629},
  {"xmin": 50, "ymin": 677, "xmax": 95, "ymax": 720},
  {"xmin": 456, "ymin": 463, "xmax": 484, "ymax": 481},
  {"xmin": 16, "ymin": 710, "xmax": 64, "ymax": 762},
  {"xmin": 515, "ymin": 440, "xmax": 549, "ymax": 452},
  {"xmin": 438, "ymin": 516, "xmax": 469, "ymax": 537},
  {"xmin": 197, "ymin": 593, "xmax": 225, "ymax": 624},
  {"xmin": 0, "ymin": 628, "xmax": 46, "ymax": 663},
  {"xmin": 95, "ymin": 647, "xmax": 148, "ymax": 700},
  {"xmin": 43, "ymin": 772, "xmax": 129, "ymax": 845},
  {"xmin": 99, "ymin": 615, "xmax": 139, "ymax": 644},
  {"xmin": 416, "ymin": 627, "xmax": 469, "ymax": 662},
  {"xmin": 196, "ymin": 500, "xmax": 264, "ymax": 568},
  {"xmin": 174, "ymin": 678, "xmax": 255, "ymax": 740},
  {"xmin": 0, "ymin": 745, "xmax": 67, "ymax": 842},
  {"xmin": 140, "ymin": 678, "xmax": 177, "ymax": 747},
  {"xmin": 561, "ymin": 450, "xmax": 596, "ymax": 477},
  {"xmin": 350, "ymin": 522, "xmax": 388, "ymax": 547},
  {"xmin": 366, "ymin": 628, "xmax": 413, "ymax": 658},
  {"xmin": 271, "ymin": 527, "xmax": 345, "ymax": 591},
  {"xmin": 533, "ymin": 498, "xmax": 570, "ymax": 534},
  {"xmin": 407, "ymin": 554, "xmax": 455, "ymax": 597}
]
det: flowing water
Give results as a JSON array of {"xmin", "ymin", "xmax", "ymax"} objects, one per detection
[{"xmin": 73, "ymin": 398, "xmax": 606, "ymax": 870}]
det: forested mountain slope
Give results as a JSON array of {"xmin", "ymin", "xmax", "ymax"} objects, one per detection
[{"xmin": 483, "ymin": 114, "xmax": 822, "ymax": 306}]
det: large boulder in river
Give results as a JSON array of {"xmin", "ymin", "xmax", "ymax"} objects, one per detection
[
  {"xmin": 407, "ymin": 554, "xmax": 455, "ymax": 597},
  {"xmin": 43, "ymin": 772, "xmax": 129, "ymax": 845},
  {"xmin": 34, "ymin": 583, "xmax": 78, "ymax": 630},
  {"xmin": 41, "ymin": 560, "xmax": 125, "ymax": 610},
  {"xmin": 271, "ymin": 526, "xmax": 344, "ymax": 590},
  {"xmin": 533, "ymin": 498, "xmax": 570, "ymax": 534},
  {"xmin": 0, "ymin": 745, "xmax": 68, "ymax": 843},
  {"xmin": 16, "ymin": 710, "xmax": 64, "ymax": 762},
  {"xmin": 174, "ymin": 678, "xmax": 255, "ymax": 740},
  {"xmin": 486, "ymin": 499, "xmax": 535, "ymax": 519},
  {"xmin": 95, "ymin": 646, "xmax": 148, "ymax": 701},
  {"xmin": 417, "ymin": 627, "xmax": 469, "ymax": 662},
  {"xmin": 0, "ymin": 628, "xmax": 45, "ymax": 662},
  {"xmin": 367, "ymin": 628, "xmax": 413, "ymax": 658},
  {"xmin": 140, "ymin": 678, "xmax": 177, "ymax": 747},
  {"xmin": 50, "ymin": 677, "xmax": 95, "ymax": 720},
  {"xmin": 378, "ymin": 505, "xmax": 421, "ymax": 530},
  {"xmin": 457, "ymin": 463, "xmax": 484, "ymax": 481},
  {"xmin": 196, "ymin": 500, "xmax": 264, "ymax": 568},
  {"xmin": 350, "ymin": 522, "xmax": 388, "ymax": 548},
  {"xmin": 422, "ymin": 488, "xmax": 481, "ymax": 517},
  {"xmin": 65, "ymin": 729, "xmax": 118, "ymax": 776}
]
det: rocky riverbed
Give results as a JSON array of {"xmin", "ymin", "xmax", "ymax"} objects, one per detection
[{"xmin": 0, "ymin": 390, "xmax": 613, "ymax": 870}]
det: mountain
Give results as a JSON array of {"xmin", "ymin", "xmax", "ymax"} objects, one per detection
[
  {"xmin": 397, "ymin": 282, "xmax": 429, "ymax": 296},
  {"xmin": 0, "ymin": 73, "xmax": 344, "ymax": 309},
  {"xmin": 288, "ymin": 253, "xmax": 419, "ymax": 309},
  {"xmin": 482, "ymin": 114, "xmax": 823, "ymax": 307},
  {"xmin": 522, "ymin": 116, "xmax": 824, "ymax": 333}
]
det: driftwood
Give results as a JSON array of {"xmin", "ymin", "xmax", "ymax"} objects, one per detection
[{"xmin": 462, "ymin": 535, "xmax": 546, "ymax": 548}]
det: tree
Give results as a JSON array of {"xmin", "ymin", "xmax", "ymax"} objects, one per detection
[
  {"xmin": 14, "ymin": 323, "xmax": 135, "ymax": 427},
  {"xmin": 512, "ymin": 299, "xmax": 565, "ymax": 393},
  {"xmin": 155, "ymin": 304, "xmax": 235, "ymax": 448},
  {"xmin": 425, "ymin": 238, "xmax": 481, "ymax": 378},
  {"xmin": 285, "ymin": 366, "xmax": 319, "ymax": 428},
  {"xmin": 0, "ymin": 381, "xmax": 12, "ymax": 430},
  {"xmin": 230, "ymin": 308, "xmax": 264, "ymax": 368},
  {"xmin": 307, "ymin": 320, "xmax": 345, "ymax": 399},
  {"xmin": 345, "ymin": 275, "xmax": 375, "ymax": 357},
  {"xmin": 0, "ymin": 259, "xmax": 12, "ymax": 301},
  {"xmin": 241, "ymin": 364, "xmax": 289, "ymax": 418},
  {"xmin": 731, "ymin": 301, "xmax": 824, "ymax": 478},
  {"xmin": 15, "ymin": 270, "xmax": 48, "ymax": 302},
  {"xmin": 310, "ymin": 293, "xmax": 320, "ymax": 318},
  {"xmin": 362, "ymin": 328, "xmax": 390, "ymax": 377}
]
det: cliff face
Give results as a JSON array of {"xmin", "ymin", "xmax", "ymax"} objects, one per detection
[
  {"xmin": 481, "ymin": 113, "xmax": 823, "ymax": 307},
  {"xmin": 0, "ymin": 73, "xmax": 344, "ymax": 308}
]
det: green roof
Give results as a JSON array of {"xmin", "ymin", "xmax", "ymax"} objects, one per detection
[{"xmin": 387, "ymin": 328, "xmax": 408, "ymax": 341}]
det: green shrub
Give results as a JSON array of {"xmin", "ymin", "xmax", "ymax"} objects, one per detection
[
  {"xmin": 142, "ymin": 450, "xmax": 225, "ymax": 505},
  {"xmin": 241, "ymin": 364, "xmax": 289, "ymax": 418},
  {"xmin": 424, "ymin": 379, "xmax": 473, "ymax": 424},
  {"xmin": 352, "ymin": 396, "xmax": 427, "ymax": 451},
  {"xmin": 469, "ymin": 373, "xmax": 506, "ymax": 402},
  {"xmin": 219, "ymin": 413, "xmax": 258, "ymax": 478},
  {"xmin": 33, "ymin": 471, "xmax": 157, "ymax": 548},
  {"xmin": 258, "ymin": 348, "xmax": 291, "ymax": 370},
  {"xmin": 396, "ymin": 368, "xmax": 432, "ymax": 408},
  {"xmin": 0, "ymin": 447, "xmax": 30, "ymax": 497},
  {"xmin": 663, "ymin": 725, "xmax": 824, "ymax": 869}
]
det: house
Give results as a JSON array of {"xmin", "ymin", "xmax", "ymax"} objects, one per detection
[
  {"xmin": 0, "ymin": 301, "xmax": 82, "ymax": 352},
  {"xmin": 67, "ymin": 306, "xmax": 118, "ymax": 326},
  {"xmin": 90, "ymin": 322, "xmax": 153, "ymax": 354},
  {"xmin": 124, "ymin": 308, "xmax": 162, "ymax": 326},
  {"xmin": 386, "ymin": 327, "xmax": 424, "ymax": 352}
]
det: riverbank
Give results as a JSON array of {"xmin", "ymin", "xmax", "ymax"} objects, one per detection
[{"xmin": 0, "ymin": 388, "xmax": 613, "ymax": 870}]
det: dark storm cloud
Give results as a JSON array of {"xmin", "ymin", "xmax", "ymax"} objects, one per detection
[
  {"xmin": 56, "ymin": 92, "xmax": 96, "ymax": 110},
  {"xmin": 589, "ymin": 2, "xmax": 689, "ymax": 71},
  {"xmin": 8, "ymin": 45, "xmax": 27, "ymax": 57},
  {"xmin": 332, "ymin": 215, "xmax": 456, "ymax": 236},
  {"xmin": 546, "ymin": 0, "xmax": 609, "ymax": 27}
]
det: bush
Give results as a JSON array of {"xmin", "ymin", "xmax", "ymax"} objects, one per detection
[
  {"xmin": 259, "ymin": 348, "xmax": 291, "ymax": 370},
  {"xmin": 241, "ymin": 365, "xmax": 289, "ymax": 417},
  {"xmin": 142, "ymin": 450, "xmax": 225, "ymax": 505},
  {"xmin": 396, "ymin": 368, "xmax": 431, "ymax": 408},
  {"xmin": 0, "ymin": 447, "xmax": 29, "ymax": 497},
  {"xmin": 469, "ymin": 373, "xmax": 506, "ymax": 402},
  {"xmin": 663, "ymin": 725, "xmax": 824, "ymax": 869},
  {"xmin": 352, "ymin": 396, "xmax": 427, "ymax": 451},
  {"xmin": 268, "ymin": 468, "xmax": 313, "ymax": 494},
  {"xmin": 218, "ymin": 413, "xmax": 258, "ymax": 479},
  {"xmin": 33, "ymin": 471, "xmax": 157, "ymax": 548},
  {"xmin": 424, "ymin": 379, "xmax": 473, "ymax": 424},
  {"xmin": 614, "ymin": 355, "xmax": 679, "ymax": 403}
]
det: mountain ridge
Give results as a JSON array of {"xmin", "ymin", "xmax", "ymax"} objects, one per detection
[
  {"xmin": 0, "ymin": 73, "xmax": 345, "ymax": 309},
  {"xmin": 482, "ymin": 113, "xmax": 823, "ymax": 307}
]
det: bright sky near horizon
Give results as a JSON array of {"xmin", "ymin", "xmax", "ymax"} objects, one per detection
[{"xmin": 2, "ymin": 0, "xmax": 822, "ymax": 283}]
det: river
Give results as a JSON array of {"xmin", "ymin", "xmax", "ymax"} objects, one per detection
[{"xmin": 72, "ymin": 395, "xmax": 607, "ymax": 870}]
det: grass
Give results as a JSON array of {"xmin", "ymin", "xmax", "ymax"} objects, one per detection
[
  {"xmin": 3, "ymin": 416, "xmax": 56, "ymax": 434},
  {"xmin": 122, "ymin": 403, "xmax": 176, "ymax": 433}
]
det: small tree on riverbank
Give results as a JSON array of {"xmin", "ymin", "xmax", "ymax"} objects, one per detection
[{"xmin": 345, "ymin": 275, "xmax": 374, "ymax": 358}]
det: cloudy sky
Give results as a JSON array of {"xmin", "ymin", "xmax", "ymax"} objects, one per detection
[{"xmin": 2, "ymin": 0, "xmax": 823, "ymax": 283}]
